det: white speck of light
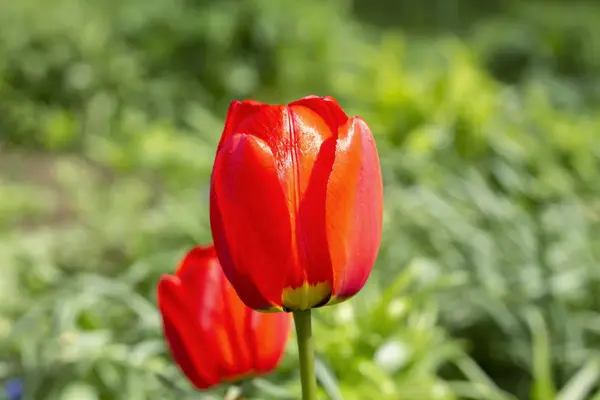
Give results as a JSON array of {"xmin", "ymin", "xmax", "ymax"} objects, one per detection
[
  {"xmin": 374, "ymin": 340, "xmax": 410, "ymax": 373},
  {"xmin": 335, "ymin": 303, "xmax": 355, "ymax": 323},
  {"xmin": 387, "ymin": 299, "xmax": 407, "ymax": 318},
  {"xmin": 432, "ymin": 382, "xmax": 448, "ymax": 399}
]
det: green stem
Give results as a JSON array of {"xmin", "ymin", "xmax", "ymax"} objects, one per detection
[{"xmin": 293, "ymin": 309, "xmax": 318, "ymax": 400}]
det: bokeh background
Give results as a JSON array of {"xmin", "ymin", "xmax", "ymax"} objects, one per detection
[{"xmin": 2, "ymin": 0, "xmax": 600, "ymax": 399}]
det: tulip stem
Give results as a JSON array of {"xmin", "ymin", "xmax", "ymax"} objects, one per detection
[{"xmin": 293, "ymin": 309, "xmax": 318, "ymax": 400}]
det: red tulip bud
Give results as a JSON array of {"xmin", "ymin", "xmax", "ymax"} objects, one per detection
[
  {"xmin": 210, "ymin": 96, "xmax": 383, "ymax": 312},
  {"xmin": 157, "ymin": 245, "xmax": 291, "ymax": 389}
]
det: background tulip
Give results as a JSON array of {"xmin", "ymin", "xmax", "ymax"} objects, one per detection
[
  {"xmin": 210, "ymin": 95, "xmax": 383, "ymax": 312},
  {"xmin": 157, "ymin": 245, "xmax": 291, "ymax": 390}
]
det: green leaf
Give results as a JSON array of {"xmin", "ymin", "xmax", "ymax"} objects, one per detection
[
  {"xmin": 315, "ymin": 358, "xmax": 343, "ymax": 400},
  {"xmin": 556, "ymin": 358, "xmax": 600, "ymax": 400},
  {"xmin": 525, "ymin": 308, "xmax": 557, "ymax": 400},
  {"xmin": 60, "ymin": 382, "xmax": 99, "ymax": 400}
]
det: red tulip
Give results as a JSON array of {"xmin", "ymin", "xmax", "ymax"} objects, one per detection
[
  {"xmin": 210, "ymin": 95, "xmax": 383, "ymax": 312},
  {"xmin": 157, "ymin": 245, "xmax": 291, "ymax": 390}
]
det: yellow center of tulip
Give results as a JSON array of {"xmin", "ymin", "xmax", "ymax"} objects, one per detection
[{"xmin": 281, "ymin": 281, "xmax": 331, "ymax": 310}]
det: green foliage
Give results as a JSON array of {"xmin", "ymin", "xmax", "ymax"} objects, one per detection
[{"xmin": 2, "ymin": 0, "xmax": 600, "ymax": 399}]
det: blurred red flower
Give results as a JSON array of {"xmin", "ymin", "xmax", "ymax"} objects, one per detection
[{"xmin": 157, "ymin": 245, "xmax": 291, "ymax": 390}]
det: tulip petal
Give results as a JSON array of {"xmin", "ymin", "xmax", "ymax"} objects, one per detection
[
  {"xmin": 157, "ymin": 276, "xmax": 219, "ymax": 389},
  {"xmin": 175, "ymin": 245, "xmax": 217, "ymax": 279},
  {"xmin": 325, "ymin": 117, "xmax": 383, "ymax": 302},
  {"xmin": 217, "ymin": 278, "xmax": 254, "ymax": 376},
  {"xmin": 194, "ymin": 266, "xmax": 241, "ymax": 378},
  {"xmin": 211, "ymin": 201, "xmax": 273, "ymax": 310},
  {"xmin": 290, "ymin": 96, "xmax": 349, "ymax": 135},
  {"xmin": 287, "ymin": 105, "xmax": 336, "ymax": 284},
  {"xmin": 274, "ymin": 105, "xmax": 338, "ymax": 310},
  {"xmin": 247, "ymin": 312, "xmax": 291, "ymax": 373},
  {"xmin": 161, "ymin": 316, "xmax": 208, "ymax": 387},
  {"xmin": 218, "ymin": 100, "xmax": 269, "ymax": 152},
  {"xmin": 211, "ymin": 133, "xmax": 292, "ymax": 310},
  {"xmin": 232, "ymin": 104, "xmax": 287, "ymax": 155}
]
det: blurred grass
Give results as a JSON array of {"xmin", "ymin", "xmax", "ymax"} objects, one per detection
[{"xmin": 2, "ymin": 0, "xmax": 600, "ymax": 399}]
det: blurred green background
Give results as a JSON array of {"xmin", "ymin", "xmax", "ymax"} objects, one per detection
[{"xmin": 2, "ymin": 0, "xmax": 600, "ymax": 399}]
